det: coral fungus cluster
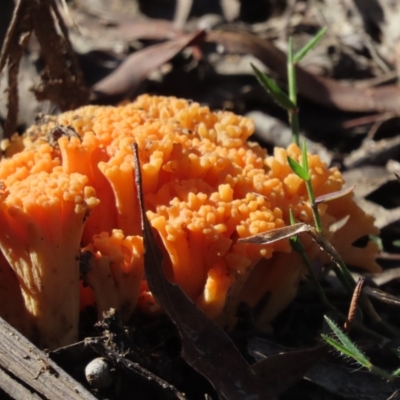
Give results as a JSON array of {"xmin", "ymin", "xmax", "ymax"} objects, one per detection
[{"xmin": 0, "ymin": 95, "xmax": 379, "ymax": 348}]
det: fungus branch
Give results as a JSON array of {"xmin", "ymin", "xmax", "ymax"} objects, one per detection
[
  {"xmin": 83, "ymin": 230, "xmax": 144, "ymax": 321},
  {"xmin": 0, "ymin": 172, "xmax": 98, "ymax": 349}
]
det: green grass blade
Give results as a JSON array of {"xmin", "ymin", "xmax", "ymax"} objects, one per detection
[
  {"xmin": 324, "ymin": 316, "xmax": 371, "ymax": 365},
  {"xmin": 321, "ymin": 335, "xmax": 373, "ymax": 370},
  {"xmin": 391, "ymin": 366, "xmax": 400, "ymax": 377},
  {"xmin": 251, "ymin": 63, "xmax": 296, "ymax": 110},
  {"xmin": 287, "ymin": 156, "xmax": 310, "ymax": 181},
  {"xmin": 294, "ymin": 27, "xmax": 328, "ymax": 63},
  {"xmin": 321, "ymin": 334, "xmax": 360, "ymax": 360}
]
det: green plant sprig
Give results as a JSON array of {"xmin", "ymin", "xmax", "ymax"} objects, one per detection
[
  {"xmin": 322, "ymin": 316, "xmax": 395, "ymax": 380},
  {"xmin": 253, "ymin": 25, "xmax": 400, "ymax": 370},
  {"xmin": 252, "ymin": 27, "xmax": 369, "ymax": 307},
  {"xmin": 283, "ymin": 82, "xmax": 398, "ymax": 337},
  {"xmin": 287, "ymin": 141, "xmax": 323, "ymax": 233},
  {"xmin": 252, "ymin": 27, "xmax": 327, "ymax": 146}
]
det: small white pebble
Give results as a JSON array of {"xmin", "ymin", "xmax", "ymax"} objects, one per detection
[{"xmin": 85, "ymin": 357, "xmax": 113, "ymax": 389}]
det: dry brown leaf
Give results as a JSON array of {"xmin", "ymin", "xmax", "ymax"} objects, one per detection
[
  {"xmin": 238, "ymin": 223, "xmax": 309, "ymax": 245},
  {"xmin": 92, "ymin": 30, "xmax": 205, "ymax": 102},
  {"xmin": 207, "ymin": 30, "xmax": 400, "ymax": 113}
]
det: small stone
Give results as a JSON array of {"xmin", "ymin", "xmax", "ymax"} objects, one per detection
[{"xmin": 85, "ymin": 357, "xmax": 113, "ymax": 389}]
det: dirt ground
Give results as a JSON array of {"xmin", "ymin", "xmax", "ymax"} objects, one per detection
[{"xmin": 2, "ymin": 0, "xmax": 400, "ymax": 399}]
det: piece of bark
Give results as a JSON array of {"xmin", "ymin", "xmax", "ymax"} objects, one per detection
[
  {"xmin": 0, "ymin": 316, "xmax": 97, "ymax": 400},
  {"xmin": 0, "ymin": 0, "xmax": 89, "ymax": 139},
  {"xmin": 0, "ymin": 366, "xmax": 42, "ymax": 400}
]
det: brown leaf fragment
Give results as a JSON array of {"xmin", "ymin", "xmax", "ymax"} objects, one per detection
[
  {"xmin": 315, "ymin": 185, "xmax": 355, "ymax": 205},
  {"xmin": 363, "ymin": 287, "xmax": 400, "ymax": 308},
  {"xmin": 368, "ymin": 267, "xmax": 400, "ymax": 286},
  {"xmin": 342, "ymin": 166, "xmax": 392, "ymax": 198},
  {"xmin": 238, "ymin": 223, "xmax": 309, "ymax": 245},
  {"xmin": 306, "ymin": 361, "xmax": 400, "ymax": 400},
  {"xmin": 207, "ymin": 30, "xmax": 400, "ymax": 113},
  {"xmin": 69, "ymin": 12, "xmax": 182, "ymax": 42},
  {"xmin": 92, "ymin": 30, "xmax": 205, "ymax": 102},
  {"xmin": 251, "ymin": 345, "xmax": 328, "ymax": 395},
  {"xmin": 132, "ymin": 143, "xmax": 277, "ymax": 400},
  {"xmin": 345, "ymin": 136, "xmax": 400, "ymax": 169},
  {"xmin": 108, "ymin": 19, "xmax": 182, "ymax": 41},
  {"xmin": 249, "ymin": 338, "xmax": 400, "ymax": 400}
]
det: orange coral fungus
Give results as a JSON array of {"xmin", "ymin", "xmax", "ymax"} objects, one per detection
[
  {"xmin": 0, "ymin": 95, "xmax": 379, "ymax": 346},
  {"xmin": 0, "ymin": 252, "xmax": 31, "ymax": 337},
  {"xmin": 82, "ymin": 230, "xmax": 144, "ymax": 321},
  {"xmin": 0, "ymin": 163, "xmax": 98, "ymax": 348}
]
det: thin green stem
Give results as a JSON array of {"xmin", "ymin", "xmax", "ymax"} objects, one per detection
[
  {"xmin": 300, "ymin": 141, "xmax": 323, "ymax": 233},
  {"xmin": 288, "ymin": 37, "xmax": 296, "ymax": 105},
  {"xmin": 305, "ymin": 180, "xmax": 323, "ymax": 234},
  {"xmin": 289, "ymin": 110, "xmax": 300, "ymax": 147},
  {"xmin": 336, "ymin": 255, "xmax": 356, "ymax": 288},
  {"xmin": 297, "ymin": 246, "xmax": 333, "ymax": 311},
  {"xmin": 369, "ymin": 366, "xmax": 393, "ymax": 381},
  {"xmin": 332, "ymin": 265, "xmax": 354, "ymax": 294}
]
